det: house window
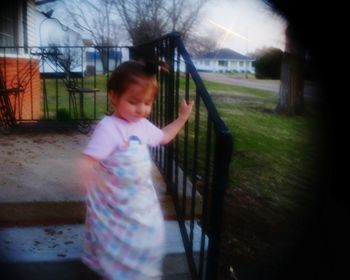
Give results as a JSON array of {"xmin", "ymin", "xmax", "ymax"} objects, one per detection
[
  {"xmin": 218, "ymin": 60, "xmax": 228, "ymax": 67},
  {"xmin": 0, "ymin": 0, "xmax": 28, "ymax": 53},
  {"xmin": 0, "ymin": 3, "xmax": 17, "ymax": 47},
  {"xmin": 239, "ymin": 61, "xmax": 244, "ymax": 67}
]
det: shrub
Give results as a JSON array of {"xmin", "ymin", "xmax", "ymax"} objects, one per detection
[
  {"xmin": 254, "ymin": 48, "xmax": 283, "ymax": 79},
  {"xmin": 56, "ymin": 108, "xmax": 72, "ymax": 121}
]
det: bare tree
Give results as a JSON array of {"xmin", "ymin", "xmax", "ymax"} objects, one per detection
[
  {"xmin": 62, "ymin": 0, "xmax": 121, "ymax": 73},
  {"xmin": 185, "ymin": 33, "xmax": 218, "ymax": 58},
  {"xmin": 163, "ymin": 0, "xmax": 209, "ymax": 41},
  {"xmin": 113, "ymin": 0, "xmax": 209, "ymax": 45},
  {"xmin": 62, "ymin": 0, "xmax": 119, "ymax": 45},
  {"xmin": 47, "ymin": 33, "xmax": 84, "ymax": 73},
  {"xmin": 115, "ymin": 0, "xmax": 167, "ymax": 45}
]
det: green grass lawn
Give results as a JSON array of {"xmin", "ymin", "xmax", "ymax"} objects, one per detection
[
  {"xmin": 158, "ymin": 75, "xmax": 325, "ymax": 277},
  {"xmin": 41, "ymin": 75, "xmax": 109, "ymax": 120},
  {"xmin": 202, "ymin": 80, "xmax": 327, "ymax": 278},
  {"xmin": 208, "ymin": 83, "xmax": 322, "ymax": 208}
]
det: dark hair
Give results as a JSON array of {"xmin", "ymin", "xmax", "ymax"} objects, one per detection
[{"xmin": 107, "ymin": 60, "xmax": 168, "ymax": 97}]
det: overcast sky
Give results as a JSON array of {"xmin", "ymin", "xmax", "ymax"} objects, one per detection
[
  {"xmin": 199, "ymin": 0, "xmax": 287, "ymax": 54},
  {"xmin": 38, "ymin": 0, "xmax": 286, "ymax": 55}
]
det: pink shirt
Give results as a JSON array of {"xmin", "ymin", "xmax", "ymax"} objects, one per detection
[{"xmin": 84, "ymin": 115, "xmax": 164, "ymax": 160}]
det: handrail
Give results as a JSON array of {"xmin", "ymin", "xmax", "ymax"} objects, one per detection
[
  {"xmin": 133, "ymin": 32, "xmax": 233, "ymax": 280},
  {"xmin": 172, "ymin": 33, "xmax": 231, "ymax": 135}
]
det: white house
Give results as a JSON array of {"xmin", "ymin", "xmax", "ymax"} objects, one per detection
[
  {"xmin": 35, "ymin": 9, "xmax": 86, "ymax": 73},
  {"xmin": 193, "ymin": 48, "xmax": 255, "ymax": 74},
  {"xmin": 36, "ymin": 9, "xmax": 83, "ymax": 47},
  {"xmin": 0, "ymin": 0, "xmax": 42, "ymax": 120}
]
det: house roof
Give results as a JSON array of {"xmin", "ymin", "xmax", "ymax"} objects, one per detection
[{"xmin": 200, "ymin": 48, "xmax": 252, "ymax": 60}]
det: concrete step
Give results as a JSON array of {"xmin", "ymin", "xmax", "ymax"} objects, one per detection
[
  {"xmin": 0, "ymin": 262, "xmax": 193, "ymax": 280},
  {"xmin": 0, "ymin": 221, "xmax": 202, "ymax": 279},
  {"xmin": 0, "ymin": 261, "xmax": 99, "ymax": 280},
  {"xmin": 0, "ymin": 196, "xmax": 177, "ymax": 226},
  {"xmin": 0, "ymin": 201, "xmax": 85, "ymax": 226}
]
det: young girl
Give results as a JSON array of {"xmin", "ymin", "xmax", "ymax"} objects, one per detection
[{"xmin": 76, "ymin": 60, "xmax": 193, "ymax": 280}]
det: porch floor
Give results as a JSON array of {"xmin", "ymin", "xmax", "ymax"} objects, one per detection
[
  {"xmin": 0, "ymin": 127, "xmax": 176, "ymax": 223},
  {"xmin": 0, "ymin": 127, "xmax": 195, "ymax": 279}
]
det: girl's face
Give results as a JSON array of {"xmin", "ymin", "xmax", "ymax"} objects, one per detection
[{"xmin": 111, "ymin": 82, "xmax": 155, "ymax": 122}]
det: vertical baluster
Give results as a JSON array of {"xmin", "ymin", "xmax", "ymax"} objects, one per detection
[
  {"xmin": 166, "ymin": 36, "xmax": 175, "ymax": 191},
  {"xmin": 206, "ymin": 130, "xmax": 233, "ymax": 279},
  {"xmin": 190, "ymin": 88, "xmax": 200, "ymax": 253},
  {"xmin": 199, "ymin": 118, "xmax": 212, "ymax": 279},
  {"xmin": 155, "ymin": 44, "xmax": 160, "ymax": 162},
  {"xmin": 159, "ymin": 41, "xmax": 163, "ymax": 166},
  {"xmin": 182, "ymin": 67, "xmax": 190, "ymax": 219},
  {"xmin": 29, "ymin": 48, "xmax": 34, "ymax": 120},
  {"xmin": 54, "ymin": 49, "xmax": 59, "ymax": 120},
  {"xmin": 174, "ymin": 48, "xmax": 180, "ymax": 196}
]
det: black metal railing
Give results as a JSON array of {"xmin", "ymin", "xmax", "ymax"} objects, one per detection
[{"xmin": 132, "ymin": 32, "xmax": 233, "ymax": 280}]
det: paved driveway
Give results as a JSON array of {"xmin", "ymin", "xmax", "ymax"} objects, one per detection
[
  {"xmin": 199, "ymin": 72, "xmax": 320, "ymax": 97},
  {"xmin": 199, "ymin": 72, "xmax": 280, "ymax": 92}
]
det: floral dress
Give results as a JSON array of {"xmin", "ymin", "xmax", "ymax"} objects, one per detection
[{"xmin": 82, "ymin": 136, "xmax": 165, "ymax": 280}]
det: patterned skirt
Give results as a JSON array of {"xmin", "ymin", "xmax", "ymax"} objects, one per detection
[{"xmin": 82, "ymin": 140, "xmax": 165, "ymax": 280}]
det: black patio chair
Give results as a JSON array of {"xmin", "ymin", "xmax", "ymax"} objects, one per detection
[
  {"xmin": 36, "ymin": 48, "xmax": 99, "ymax": 134},
  {"xmin": 64, "ymin": 73, "xmax": 99, "ymax": 134}
]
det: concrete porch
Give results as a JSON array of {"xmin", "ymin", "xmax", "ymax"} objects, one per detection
[{"xmin": 0, "ymin": 128, "xmax": 202, "ymax": 279}]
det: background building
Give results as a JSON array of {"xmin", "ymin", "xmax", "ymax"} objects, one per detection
[{"xmin": 193, "ymin": 48, "xmax": 255, "ymax": 73}]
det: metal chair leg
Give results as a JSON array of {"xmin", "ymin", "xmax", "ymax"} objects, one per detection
[{"xmin": 69, "ymin": 90, "xmax": 91, "ymax": 134}]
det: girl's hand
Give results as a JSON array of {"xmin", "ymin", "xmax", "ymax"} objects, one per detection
[
  {"xmin": 161, "ymin": 99, "xmax": 194, "ymax": 144},
  {"xmin": 179, "ymin": 99, "xmax": 194, "ymax": 122},
  {"xmin": 73, "ymin": 155, "xmax": 107, "ymax": 194}
]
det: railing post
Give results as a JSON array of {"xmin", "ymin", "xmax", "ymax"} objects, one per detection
[
  {"xmin": 165, "ymin": 35, "xmax": 176, "ymax": 191},
  {"xmin": 206, "ymin": 130, "xmax": 233, "ymax": 279}
]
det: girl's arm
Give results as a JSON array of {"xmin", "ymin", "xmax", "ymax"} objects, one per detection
[
  {"xmin": 161, "ymin": 99, "xmax": 194, "ymax": 144},
  {"xmin": 74, "ymin": 154, "xmax": 106, "ymax": 193}
]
